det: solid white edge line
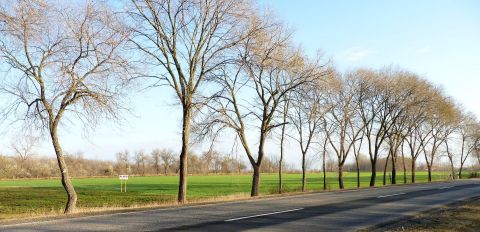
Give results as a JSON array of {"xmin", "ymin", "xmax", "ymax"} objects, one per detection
[
  {"xmin": 377, "ymin": 192, "xmax": 406, "ymax": 198},
  {"xmin": 224, "ymin": 208, "xmax": 304, "ymax": 222}
]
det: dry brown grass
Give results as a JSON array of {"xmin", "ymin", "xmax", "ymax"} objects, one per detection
[{"xmin": 372, "ymin": 197, "xmax": 480, "ymax": 232}]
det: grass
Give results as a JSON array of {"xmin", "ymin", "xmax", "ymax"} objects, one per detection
[
  {"xmin": 0, "ymin": 171, "xmax": 452, "ymax": 220},
  {"xmin": 370, "ymin": 197, "xmax": 480, "ymax": 232}
]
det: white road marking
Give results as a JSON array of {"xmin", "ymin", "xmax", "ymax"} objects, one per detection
[
  {"xmin": 224, "ymin": 208, "xmax": 304, "ymax": 222},
  {"xmin": 439, "ymin": 186, "xmax": 454, "ymax": 190},
  {"xmin": 377, "ymin": 193, "xmax": 406, "ymax": 198}
]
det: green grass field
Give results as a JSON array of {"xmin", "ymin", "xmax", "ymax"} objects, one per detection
[{"xmin": 0, "ymin": 172, "xmax": 453, "ymax": 219}]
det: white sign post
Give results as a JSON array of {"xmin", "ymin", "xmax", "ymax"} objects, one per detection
[{"xmin": 119, "ymin": 175, "xmax": 129, "ymax": 192}]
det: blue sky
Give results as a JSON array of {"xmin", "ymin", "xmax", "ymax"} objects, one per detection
[{"xmin": 1, "ymin": 1, "xmax": 479, "ymax": 165}]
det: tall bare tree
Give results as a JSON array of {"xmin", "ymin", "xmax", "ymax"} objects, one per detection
[
  {"xmin": 0, "ymin": 1, "xmax": 132, "ymax": 213},
  {"xmin": 354, "ymin": 68, "xmax": 406, "ymax": 187},
  {"xmin": 289, "ymin": 81, "xmax": 326, "ymax": 192},
  {"xmin": 277, "ymin": 94, "xmax": 290, "ymax": 194},
  {"xmin": 128, "ymin": 0, "xmax": 256, "ymax": 203},
  {"xmin": 197, "ymin": 20, "xmax": 325, "ymax": 196},
  {"xmin": 422, "ymin": 98, "xmax": 460, "ymax": 182},
  {"xmin": 323, "ymin": 72, "xmax": 364, "ymax": 189},
  {"xmin": 457, "ymin": 113, "xmax": 479, "ymax": 179}
]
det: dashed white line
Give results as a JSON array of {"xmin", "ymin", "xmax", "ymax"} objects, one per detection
[
  {"xmin": 377, "ymin": 193, "xmax": 406, "ymax": 198},
  {"xmin": 224, "ymin": 208, "xmax": 304, "ymax": 222},
  {"xmin": 439, "ymin": 186, "xmax": 454, "ymax": 190}
]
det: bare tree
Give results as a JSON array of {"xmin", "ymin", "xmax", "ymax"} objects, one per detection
[
  {"xmin": 323, "ymin": 72, "xmax": 364, "ymax": 189},
  {"xmin": 11, "ymin": 134, "xmax": 38, "ymax": 170},
  {"xmin": 116, "ymin": 150, "xmax": 131, "ymax": 174},
  {"xmin": 151, "ymin": 149, "xmax": 161, "ymax": 174},
  {"xmin": 289, "ymin": 81, "xmax": 326, "ymax": 192},
  {"xmin": 277, "ymin": 94, "xmax": 290, "ymax": 193},
  {"xmin": 457, "ymin": 113, "xmax": 479, "ymax": 179},
  {"xmin": 160, "ymin": 149, "xmax": 175, "ymax": 175},
  {"xmin": 197, "ymin": 20, "xmax": 326, "ymax": 196},
  {"xmin": 134, "ymin": 150, "xmax": 148, "ymax": 175},
  {"xmin": 0, "ymin": 1, "xmax": 132, "ymax": 213},
  {"xmin": 422, "ymin": 97, "xmax": 460, "ymax": 182},
  {"xmin": 128, "ymin": 0, "xmax": 257, "ymax": 203}
]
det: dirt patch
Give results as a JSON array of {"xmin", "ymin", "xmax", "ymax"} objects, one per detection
[{"xmin": 367, "ymin": 197, "xmax": 480, "ymax": 232}]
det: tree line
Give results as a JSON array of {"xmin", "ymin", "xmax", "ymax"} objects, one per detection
[{"xmin": 0, "ymin": 0, "xmax": 479, "ymax": 214}]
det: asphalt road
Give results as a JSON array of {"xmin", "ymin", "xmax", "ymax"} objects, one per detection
[{"xmin": 2, "ymin": 179, "xmax": 480, "ymax": 232}]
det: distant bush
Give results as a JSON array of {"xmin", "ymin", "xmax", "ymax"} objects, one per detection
[{"xmin": 468, "ymin": 172, "xmax": 479, "ymax": 178}]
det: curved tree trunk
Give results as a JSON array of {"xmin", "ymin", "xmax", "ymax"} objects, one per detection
[
  {"xmin": 50, "ymin": 125, "xmax": 77, "ymax": 213},
  {"xmin": 178, "ymin": 106, "xmax": 191, "ymax": 203}
]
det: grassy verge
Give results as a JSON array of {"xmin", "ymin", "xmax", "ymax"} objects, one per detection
[
  {"xmin": 369, "ymin": 197, "xmax": 480, "ymax": 232},
  {"xmin": 0, "ymin": 172, "xmax": 452, "ymax": 220}
]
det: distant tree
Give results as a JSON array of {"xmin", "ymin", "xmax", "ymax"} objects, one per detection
[
  {"xmin": 116, "ymin": 150, "xmax": 131, "ymax": 174},
  {"xmin": 151, "ymin": 149, "xmax": 161, "ymax": 175},
  {"xmin": 11, "ymin": 134, "xmax": 38, "ymax": 171},
  {"xmin": 134, "ymin": 150, "xmax": 148, "ymax": 176},
  {"xmin": 0, "ymin": 1, "xmax": 132, "ymax": 213},
  {"xmin": 160, "ymin": 149, "xmax": 175, "ymax": 175}
]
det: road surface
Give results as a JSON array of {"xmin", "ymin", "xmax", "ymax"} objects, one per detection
[{"xmin": 2, "ymin": 179, "xmax": 479, "ymax": 231}]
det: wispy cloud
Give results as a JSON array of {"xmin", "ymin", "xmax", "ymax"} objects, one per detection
[{"xmin": 339, "ymin": 48, "xmax": 376, "ymax": 62}]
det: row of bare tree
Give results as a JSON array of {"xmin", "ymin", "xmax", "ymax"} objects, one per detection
[
  {"xmin": 0, "ymin": 0, "xmax": 479, "ymax": 214},
  {"xmin": 269, "ymin": 68, "xmax": 480, "ymax": 194}
]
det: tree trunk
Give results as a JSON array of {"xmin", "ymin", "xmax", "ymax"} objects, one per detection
[
  {"xmin": 458, "ymin": 166, "xmax": 463, "ymax": 179},
  {"xmin": 338, "ymin": 164, "xmax": 344, "ymax": 189},
  {"xmin": 383, "ymin": 154, "xmax": 390, "ymax": 186},
  {"xmin": 355, "ymin": 158, "xmax": 360, "ymax": 188},
  {"xmin": 302, "ymin": 152, "xmax": 307, "ymax": 192},
  {"xmin": 370, "ymin": 159, "xmax": 376, "ymax": 187},
  {"xmin": 448, "ymin": 157, "xmax": 456, "ymax": 180},
  {"xmin": 427, "ymin": 165, "xmax": 432, "ymax": 182},
  {"xmin": 322, "ymin": 147, "xmax": 327, "ymax": 190},
  {"xmin": 279, "ymin": 123, "xmax": 286, "ymax": 194},
  {"xmin": 251, "ymin": 164, "xmax": 260, "ymax": 196},
  {"xmin": 278, "ymin": 159, "xmax": 283, "ymax": 194},
  {"xmin": 50, "ymin": 125, "xmax": 77, "ymax": 214},
  {"xmin": 402, "ymin": 152, "xmax": 407, "ymax": 184},
  {"xmin": 178, "ymin": 106, "xmax": 191, "ymax": 203},
  {"xmin": 411, "ymin": 159, "xmax": 416, "ymax": 183},
  {"xmin": 391, "ymin": 155, "xmax": 397, "ymax": 185}
]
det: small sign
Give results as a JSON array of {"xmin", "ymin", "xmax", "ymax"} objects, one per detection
[{"xmin": 119, "ymin": 175, "xmax": 128, "ymax": 192}]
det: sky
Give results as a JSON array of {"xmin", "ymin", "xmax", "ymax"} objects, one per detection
[{"xmin": 1, "ymin": 0, "xmax": 479, "ymax": 167}]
